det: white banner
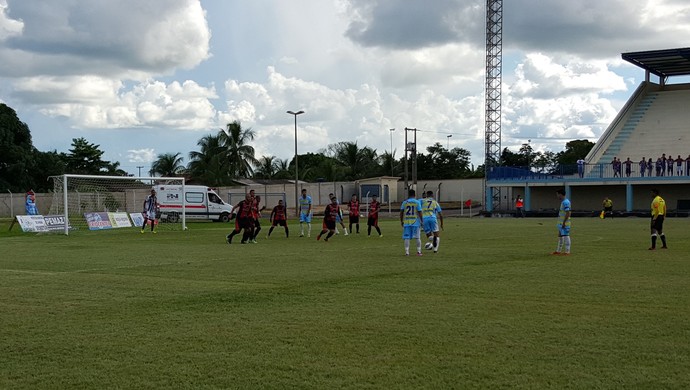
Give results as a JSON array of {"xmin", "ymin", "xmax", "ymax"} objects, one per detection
[
  {"xmin": 16, "ymin": 215, "xmax": 49, "ymax": 232},
  {"xmin": 108, "ymin": 212, "xmax": 132, "ymax": 228},
  {"xmin": 129, "ymin": 212, "xmax": 145, "ymax": 228}
]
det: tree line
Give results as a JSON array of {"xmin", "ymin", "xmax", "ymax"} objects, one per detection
[{"xmin": 1, "ymin": 103, "xmax": 593, "ymax": 192}]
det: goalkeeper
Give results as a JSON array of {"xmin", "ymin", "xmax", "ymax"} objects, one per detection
[{"xmin": 141, "ymin": 189, "xmax": 159, "ymax": 233}]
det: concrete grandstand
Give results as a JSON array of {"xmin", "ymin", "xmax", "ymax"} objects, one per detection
[{"xmin": 486, "ymin": 47, "xmax": 690, "ymax": 215}]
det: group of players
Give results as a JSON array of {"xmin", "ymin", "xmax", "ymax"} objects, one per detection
[{"xmin": 225, "ymin": 187, "xmax": 445, "ymax": 255}]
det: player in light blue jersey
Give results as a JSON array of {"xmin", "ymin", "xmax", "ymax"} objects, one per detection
[
  {"xmin": 554, "ymin": 188, "xmax": 571, "ymax": 255},
  {"xmin": 400, "ymin": 189, "xmax": 424, "ymax": 256},
  {"xmin": 298, "ymin": 188, "xmax": 313, "ymax": 237},
  {"xmin": 421, "ymin": 190, "xmax": 444, "ymax": 253}
]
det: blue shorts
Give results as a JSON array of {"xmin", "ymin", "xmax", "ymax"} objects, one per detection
[
  {"xmin": 300, "ymin": 213, "xmax": 312, "ymax": 223},
  {"xmin": 422, "ymin": 218, "xmax": 439, "ymax": 234},
  {"xmin": 558, "ymin": 225, "xmax": 571, "ymax": 236},
  {"xmin": 402, "ymin": 225, "xmax": 420, "ymax": 239}
]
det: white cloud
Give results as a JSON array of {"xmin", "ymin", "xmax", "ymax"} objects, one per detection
[
  {"xmin": 127, "ymin": 148, "xmax": 156, "ymax": 163},
  {"xmin": 0, "ymin": 0, "xmax": 22, "ymax": 41}
]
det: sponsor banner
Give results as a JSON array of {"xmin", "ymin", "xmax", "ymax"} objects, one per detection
[
  {"xmin": 16, "ymin": 215, "xmax": 49, "ymax": 232},
  {"xmin": 84, "ymin": 212, "xmax": 113, "ymax": 230},
  {"xmin": 129, "ymin": 212, "xmax": 145, "ymax": 228},
  {"xmin": 108, "ymin": 212, "xmax": 132, "ymax": 228},
  {"xmin": 43, "ymin": 215, "xmax": 70, "ymax": 231}
]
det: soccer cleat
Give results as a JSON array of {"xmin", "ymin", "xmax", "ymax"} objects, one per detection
[
  {"xmin": 416, "ymin": 252, "xmax": 423, "ymax": 256},
  {"xmin": 251, "ymin": 239, "xmax": 257, "ymax": 244},
  {"xmin": 648, "ymin": 247, "xmax": 655, "ymax": 250},
  {"xmin": 379, "ymin": 235, "xmax": 383, "ymax": 238},
  {"xmin": 152, "ymin": 231, "xmax": 157, "ymax": 234},
  {"xmin": 661, "ymin": 246, "xmax": 668, "ymax": 249},
  {"xmin": 562, "ymin": 253, "xmax": 570, "ymax": 256},
  {"xmin": 316, "ymin": 235, "xmax": 321, "ymax": 241},
  {"xmin": 141, "ymin": 230, "xmax": 145, "ymax": 234},
  {"xmin": 405, "ymin": 253, "xmax": 409, "ymax": 256},
  {"xmin": 551, "ymin": 251, "xmax": 561, "ymax": 255},
  {"xmin": 299, "ymin": 233, "xmax": 304, "ymax": 237},
  {"xmin": 324, "ymin": 238, "xmax": 329, "ymax": 242}
]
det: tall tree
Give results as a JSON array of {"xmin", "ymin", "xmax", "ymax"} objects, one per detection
[
  {"xmin": 220, "ymin": 121, "xmax": 258, "ymax": 179},
  {"xmin": 557, "ymin": 139, "xmax": 595, "ymax": 165},
  {"xmin": 65, "ymin": 137, "xmax": 123, "ymax": 175},
  {"xmin": 188, "ymin": 134, "xmax": 227, "ymax": 186},
  {"xmin": 329, "ymin": 141, "xmax": 379, "ymax": 180},
  {"xmin": 417, "ymin": 143, "xmax": 472, "ymax": 179},
  {"xmin": 150, "ymin": 152, "xmax": 185, "ymax": 177},
  {"xmin": 0, "ymin": 104, "xmax": 35, "ymax": 191},
  {"xmin": 254, "ymin": 155, "xmax": 277, "ymax": 179}
]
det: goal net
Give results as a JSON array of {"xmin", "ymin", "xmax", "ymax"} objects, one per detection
[{"xmin": 48, "ymin": 174, "xmax": 186, "ymax": 235}]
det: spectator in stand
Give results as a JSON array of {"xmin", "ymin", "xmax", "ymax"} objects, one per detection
[
  {"xmin": 647, "ymin": 158, "xmax": 653, "ymax": 176},
  {"xmin": 655, "ymin": 157, "xmax": 663, "ymax": 176},
  {"xmin": 686, "ymin": 155, "xmax": 690, "ymax": 176},
  {"xmin": 612, "ymin": 157, "xmax": 620, "ymax": 177},
  {"xmin": 667, "ymin": 154, "xmax": 674, "ymax": 176},
  {"xmin": 676, "ymin": 155, "xmax": 684, "ymax": 176},
  {"xmin": 624, "ymin": 157, "xmax": 632, "ymax": 177},
  {"xmin": 576, "ymin": 158, "xmax": 585, "ymax": 178},
  {"xmin": 639, "ymin": 157, "xmax": 646, "ymax": 177},
  {"xmin": 660, "ymin": 154, "xmax": 666, "ymax": 176}
]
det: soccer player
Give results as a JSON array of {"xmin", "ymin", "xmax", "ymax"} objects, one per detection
[
  {"xmin": 141, "ymin": 188, "xmax": 158, "ymax": 233},
  {"xmin": 316, "ymin": 197, "xmax": 340, "ymax": 242},
  {"xmin": 421, "ymin": 190, "xmax": 444, "ymax": 253},
  {"xmin": 400, "ymin": 189, "xmax": 424, "ymax": 256},
  {"xmin": 367, "ymin": 194, "xmax": 383, "ymax": 237},
  {"xmin": 226, "ymin": 193, "xmax": 254, "ymax": 244},
  {"xmin": 328, "ymin": 193, "xmax": 348, "ymax": 235},
  {"xmin": 602, "ymin": 197, "xmax": 613, "ymax": 219},
  {"xmin": 267, "ymin": 199, "xmax": 289, "ymax": 238},
  {"xmin": 298, "ymin": 188, "xmax": 313, "ymax": 237},
  {"xmin": 347, "ymin": 194, "xmax": 360, "ymax": 234},
  {"xmin": 553, "ymin": 188, "xmax": 571, "ymax": 255},
  {"xmin": 515, "ymin": 195, "xmax": 525, "ymax": 218},
  {"xmin": 649, "ymin": 189, "xmax": 668, "ymax": 250},
  {"xmin": 250, "ymin": 194, "xmax": 266, "ymax": 243}
]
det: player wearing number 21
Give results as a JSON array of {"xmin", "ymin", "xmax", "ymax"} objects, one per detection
[{"xmin": 400, "ymin": 189, "xmax": 424, "ymax": 256}]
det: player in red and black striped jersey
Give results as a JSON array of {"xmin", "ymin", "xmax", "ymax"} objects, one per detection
[
  {"xmin": 316, "ymin": 197, "xmax": 340, "ymax": 242},
  {"xmin": 347, "ymin": 194, "xmax": 360, "ymax": 234},
  {"xmin": 367, "ymin": 194, "xmax": 383, "ymax": 237},
  {"xmin": 267, "ymin": 199, "xmax": 289, "ymax": 238},
  {"xmin": 226, "ymin": 193, "xmax": 254, "ymax": 244},
  {"xmin": 250, "ymin": 195, "xmax": 267, "ymax": 242}
]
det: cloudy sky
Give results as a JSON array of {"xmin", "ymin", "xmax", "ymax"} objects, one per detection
[{"xmin": 1, "ymin": 0, "xmax": 689, "ymax": 175}]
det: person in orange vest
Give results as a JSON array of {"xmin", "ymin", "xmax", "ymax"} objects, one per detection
[{"xmin": 515, "ymin": 195, "xmax": 525, "ymax": 218}]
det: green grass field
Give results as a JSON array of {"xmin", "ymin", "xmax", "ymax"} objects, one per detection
[{"xmin": 1, "ymin": 217, "xmax": 689, "ymax": 389}]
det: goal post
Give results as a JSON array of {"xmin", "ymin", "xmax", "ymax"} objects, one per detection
[{"xmin": 48, "ymin": 174, "xmax": 186, "ymax": 235}]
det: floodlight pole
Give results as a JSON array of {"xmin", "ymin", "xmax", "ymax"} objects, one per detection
[{"xmin": 287, "ymin": 110, "xmax": 305, "ymax": 216}]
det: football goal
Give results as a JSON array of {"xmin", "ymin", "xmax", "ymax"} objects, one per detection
[{"xmin": 48, "ymin": 174, "xmax": 186, "ymax": 235}]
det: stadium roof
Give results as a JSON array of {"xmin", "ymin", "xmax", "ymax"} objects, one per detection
[{"xmin": 622, "ymin": 48, "xmax": 690, "ymax": 78}]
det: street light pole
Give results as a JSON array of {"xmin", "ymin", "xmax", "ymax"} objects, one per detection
[
  {"xmin": 389, "ymin": 128, "xmax": 395, "ymax": 176},
  {"xmin": 136, "ymin": 166, "xmax": 144, "ymax": 177},
  {"xmin": 287, "ymin": 110, "xmax": 305, "ymax": 217},
  {"xmin": 446, "ymin": 134, "xmax": 452, "ymax": 149}
]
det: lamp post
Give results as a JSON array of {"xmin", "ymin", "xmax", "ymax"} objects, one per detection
[
  {"xmin": 287, "ymin": 110, "xmax": 304, "ymax": 216},
  {"xmin": 446, "ymin": 134, "xmax": 452, "ymax": 149},
  {"xmin": 389, "ymin": 128, "xmax": 395, "ymax": 176}
]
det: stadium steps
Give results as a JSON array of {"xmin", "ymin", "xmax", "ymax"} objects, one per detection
[{"xmin": 597, "ymin": 95, "xmax": 656, "ymax": 163}]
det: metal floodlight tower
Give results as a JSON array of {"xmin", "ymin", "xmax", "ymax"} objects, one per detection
[{"xmin": 484, "ymin": 0, "xmax": 503, "ymax": 212}]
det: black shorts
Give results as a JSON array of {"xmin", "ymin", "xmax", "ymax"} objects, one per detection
[
  {"xmin": 367, "ymin": 216, "xmax": 378, "ymax": 226},
  {"xmin": 322, "ymin": 220, "xmax": 336, "ymax": 230},
  {"xmin": 651, "ymin": 215, "xmax": 664, "ymax": 233},
  {"xmin": 349, "ymin": 215, "xmax": 359, "ymax": 224},
  {"xmin": 272, "ymin": 219, "xmax": 287, "ymax": 227},
  {"xmin": 235, "ymin": 217, "xmax": 254, "ymax": 231},
  {"xmin": 604, "ymin": 207, "xmax": 612, "ymax": 212}
]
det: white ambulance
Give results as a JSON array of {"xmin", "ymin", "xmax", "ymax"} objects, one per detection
[{"xmin": 155, "ymin": 185, "xmax": 233, "ymax": 222}]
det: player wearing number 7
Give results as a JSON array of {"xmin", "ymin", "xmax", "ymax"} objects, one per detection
[
  {"xmin": 421, "ymin": 190, "xmax": 444, "ymax": 253},
  {"xmin": 400, "ymin": 189, "xmax": 424, "ymax": 256}
]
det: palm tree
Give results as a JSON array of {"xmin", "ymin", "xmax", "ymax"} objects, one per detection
[
  {"xmin": 188, "ymin": 134, "xmax": 227, "ymax": 186},
  {"xmin": 150, "ymin": 152, "xmax": 185, "ymax": 177},
  {"xmin": 254, "ymin": 155, "xmax": 277, "ymax": 179},
  {"xmin": 219, "ymin": 121, "xmax": 259, "ymax": 179},
  {"xmin": 273, "ymin": 158, "xmax": 292, "ymax": 179},
  {"xmin": 329, "ymin": 141, "xmax": 379, "ymax": 180}
]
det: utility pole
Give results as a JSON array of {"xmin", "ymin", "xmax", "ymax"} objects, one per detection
[{"xmin": 137, "ymin": 166, "xmax": 144, "ymax": 177}]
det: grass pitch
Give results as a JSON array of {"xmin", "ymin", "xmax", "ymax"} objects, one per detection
[{"xmin": 1, "ymin": 217, "xmax": 689, "ymax": 389}]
